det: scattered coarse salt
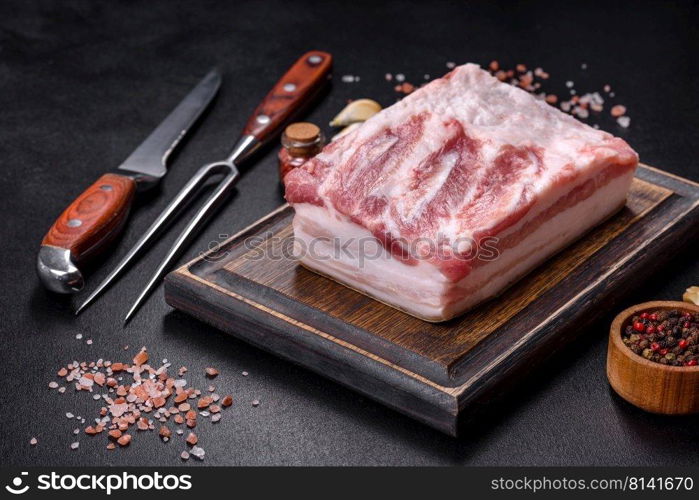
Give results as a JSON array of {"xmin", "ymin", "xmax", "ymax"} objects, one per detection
[
  {"xmin": 117, "ymin": 434, "xmax": 132, "ymax": 447},
  {"xmin": 534, "ymin": 67, "xmax": 550, "ymax": 79},
  {"xmin": 133, "ymin": 348, "xmax": 149, "ymax": 366},
  {"xmin": 423, "ymin": 74, "xmax": 430, "ymax": 80},
  {"xmin": 574, "ymin": 107, "xmax": 589, "ymax": 119},
  {"xmin": 86, "ymin": 339, "xmax": 92, "ymax": 345},
  {"xmin": 341, "ymin": 75, "xmax": 357, "ymax": 83},
  {"xmin": 241, "ymin": 371, "xmax": 248, "ymax": 377},
  {"xmin": 58, "ymin": 387, "xmax": 66, "ymax": 394},
  {"xmin": 395, "ymin": 73, "xmax": 405, "ymax": 82},
  {"xmin": 394, "ymin": 82, "xmax": 415, "ymax": 95},
  {"xmin": 384, "ymin": 73, "xmax": 392, "ymax": 81},
  {"xmin": 611, "ymin": 104, "xmax": 627, "ymax": 117},
  {"xmin": 446, "ymin": 62, "xmax": 456, "ymax": 69},
  {"xmin": 617, "ymin": 116, "xmax": 631, "ymax": 128},
  {"xmin": 581, "ymin": 63, "xmax": 588, "ymax": 70},
  {"xmin": 48, "ymin": 350, "xmax": 237, "ymax": 462},
  {"xmin": 70, "ymin": 442, "xmax": 79, "ymax": 450},
  {"xmin": 180, "ymin": 451, "xmax": 190, "ymax": 460},
  {"xmin": 482, "ymin": 60, "xmax": 625, "ymax": 123},
  {"xmin": 252, "ymin": 400, "xmax": 260, "ymax": 407},
  {"xmin": 75, "ymin": 334, "xmax": 83, "ymax": 340},
  {"xmin": 186, "ymin": 432, "xmax": 198, "ymax": 446},
  {"xmin": 30, "ymin": 437, "xmax": 37, "ymax": 446},
  {"xmin": 190, "ymin": 446, "xmax": 205, "ymax": 460}
]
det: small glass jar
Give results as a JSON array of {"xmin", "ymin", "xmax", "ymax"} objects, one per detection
[{"xmin": 278, "ymin": 122, "xmax": 325, "ymax": 180}]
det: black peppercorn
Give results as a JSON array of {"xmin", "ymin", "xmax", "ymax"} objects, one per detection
[{"xmin": 622, "ymin": 309, "xmax": 698, "ymax": 367}]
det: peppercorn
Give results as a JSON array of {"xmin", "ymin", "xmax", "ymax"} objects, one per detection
[{"xmin": 621, "ymin": 309, "xmax": 699, "ymax": 367}]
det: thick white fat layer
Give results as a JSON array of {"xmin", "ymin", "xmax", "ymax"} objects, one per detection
[
  {"xmin": 292, "ymin": 169, "xmax": 635, "ymax": 321},
  {"xmin": 441, "ymin": 169, "xmax": 635, "ymax": 319},
  {"xmin": 293, "ymin": 204, "xmax": 450, "ymax": 315}
]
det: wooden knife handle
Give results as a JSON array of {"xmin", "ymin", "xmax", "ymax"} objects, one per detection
[
  {"xmin": 41, "ymin": 173, "xmax": 136, "ymax": 263},
  {"xmin": 242, "ymin": 50, "xmax": 332, "ymax": 143}
]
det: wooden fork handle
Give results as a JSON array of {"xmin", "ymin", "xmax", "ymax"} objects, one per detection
[
  {"xmin": 242, "ymin": 50, "xmax": 332, "ymax": 143},
  {"xmin": 39, "ymin": 173, "xmax": 136, "ymax": 292}
]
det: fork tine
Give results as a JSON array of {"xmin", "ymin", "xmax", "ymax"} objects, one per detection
[
  {"xmin": 75, "ymin": 162, "xmax": 229, "ymax": 316},
  {"xmin": 124, "ymin": 165, "xmax": 239, "ymax": 325}
]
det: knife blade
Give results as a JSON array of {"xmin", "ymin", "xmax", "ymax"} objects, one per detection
[
  {"xmin": 37, "ymin": 69, "xmax": 221, "ymax": 294},
  {"xmin": 118, "ymin": 69, "xmax": 221, "ymax": 181}
]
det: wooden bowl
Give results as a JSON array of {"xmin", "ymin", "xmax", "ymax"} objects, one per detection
[{"xmin": 607, "ymin": 301, "xmax": 699, "ymax": 414}]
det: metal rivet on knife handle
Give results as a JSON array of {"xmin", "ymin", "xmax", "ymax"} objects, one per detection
[{"xmin": 242, "ymin": 50, "xmax": 332, "ymax": 143}]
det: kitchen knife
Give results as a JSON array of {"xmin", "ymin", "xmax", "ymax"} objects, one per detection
[{"xmin": 37, "ymin": 69, "xmax": 221, "ymax": 294}]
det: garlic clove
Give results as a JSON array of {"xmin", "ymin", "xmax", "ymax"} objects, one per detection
[
  {"xmin": 331, "ymin": 122, "xmax": 363, "ymax": 142},
  {"xmin": 330, "ymin": 99, "xmax": 382, "ymax": 127},
  {"xmin": 683, "ymin": 286, "xmax": 699, "ymax": 305}
]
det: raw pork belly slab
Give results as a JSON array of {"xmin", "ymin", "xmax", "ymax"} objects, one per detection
[{"xmin": 284, "ymin": 63, "xmax": 639, "ymax": 321}]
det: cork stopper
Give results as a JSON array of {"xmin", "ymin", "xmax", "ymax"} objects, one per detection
[{"xmin": 285, "ymin": 122, "xmax": 321, "ymax": 142}]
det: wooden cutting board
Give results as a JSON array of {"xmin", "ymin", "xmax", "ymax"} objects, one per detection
[{"xmin": 164, "ymin": 164, "xmax": 699, "ymax": 436}]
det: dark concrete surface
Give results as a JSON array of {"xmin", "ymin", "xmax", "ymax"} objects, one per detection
[{"xmin": 1, "ymin": 0, "xmax": 697, "ymax": 465}]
